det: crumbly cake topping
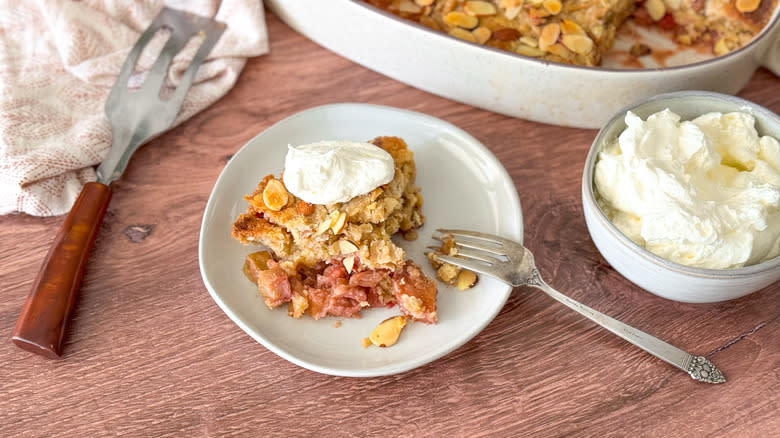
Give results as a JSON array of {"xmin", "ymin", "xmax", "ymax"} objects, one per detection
[
  {"xmin": 362, "ymin": 0, "xmax": 777, "ymax": 65},
  {"xmin": 232, "ymin": 136, "xmax": 437, "ymax": 323},
  {"xmin": 232, "ymin": 136, "xmax": 425, "ymax": 273}
]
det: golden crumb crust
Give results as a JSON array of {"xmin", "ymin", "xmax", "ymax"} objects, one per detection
[
  {"xmin": 362, "ymin": 0, "xmax": 777, "ymax": 64},
  {"xmin": 231, "ymin": 136, "xmax": 426, "ymax": 274},
  {"xmin": 231, "ymin": 136, "xmax": 438, "ymax": 324}
]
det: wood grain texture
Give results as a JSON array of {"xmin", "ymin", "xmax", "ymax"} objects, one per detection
[{"xmin": 1, "ymin": 9, "xmax": 779, "ymax": 437}]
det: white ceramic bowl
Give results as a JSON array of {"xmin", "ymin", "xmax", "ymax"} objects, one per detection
[
  {"xmin": 581, "ymin": 91, "xmax": 780, "ymax": 303},
  {"xmin": 267, "ymin": 0, "xmax": 780, "ymax": 128}
]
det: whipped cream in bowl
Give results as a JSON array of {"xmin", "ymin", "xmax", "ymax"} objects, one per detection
[{"xmin": 582, "ymin": 91, "xmax": 780, "ymax": 303}]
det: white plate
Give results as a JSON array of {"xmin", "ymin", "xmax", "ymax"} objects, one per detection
[{"xmin": 199, "ymin": 103, "xmax": 523, "ymax": 377}]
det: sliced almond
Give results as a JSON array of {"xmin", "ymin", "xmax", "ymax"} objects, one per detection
[
  {"xmin": 449, "ymin": 27, "xmax": 478, "ymax": 42},
  {"xmin": 542, "ymin": 0, "xmax": 562, "ymax": 15},
  {"xmin": 316, "ymin": 213, "xmax": 335, "ymax": 235},
  {"xmin": 444, "ymin": 11, "xmax": 479, "ymax": 29},
  {"xmin": 519, "ymin": 36, "xmax": 539, "ymax": 47},
  {"xmin": 546, "ymin": 43, "xmax": 572, "ymax": 59},
  {"xmin": 529, "ymin": 6, "xmax": 550, "ymax": 17},
  {"xmin": 339, "ymin": 240, "xmax": 359, "ymax": 255},
  {"xmin": 464, "ymin": 1, "xmax": 498, "ymax": 16},
  {"xmin": 415, "ymin": 0, "xmax": 435, "ymax": 5},
  {"xmin": 456, "ymin": 270, "xmax": 478, "ymax": 290},
  {"xmin": 559, "ymin": 19, "xmax": 585, "ymax": 35},
  {"xmin": 330, "ymin": 211, "xmax": 347, "ymax": 234},
  {"xmin": 262, "ymin": 179, "xmax": 288, "ymax": 211},
  {"xmin": 664, "ymin": 0, "xmax": 681, "ymax": 9},
  {"xmin": 472, "ymin": 26, "xmax": 492, "ymax": 44},
  {"xmin": 369, "ymin": 316, "xmax": 408, "ymax": 347},
  {"xmin": 503, "ymin": 5, "xmax": 523, "ymax": 19},
  {"xmin": 361, "ymin": 337, "xmax": 373, "ymax": 348},
  {"xmin": 515, "ymin": 44, "xmax": 545, "ymax": 57},
  {"xmin": 561, "ymin": 34, "xmax": 594, "ymax": 55},
  {"xmin": 419, "ymin": 15, "xmax": 441, "ymax": 30},
  {"xmin": 398, "ymin": 0, "xmax": 423, "ymax": 13},
  {"xmin": 645, "ymin": 0, "xmax": 667, "ymax": 21},
  {"xmin": 735, "ymin": 0, "xmax": 760, "ymax": 12},
  {"xmin": 539, "ymin": 23, "xmax": 560, "ymax": 51},
  {"xmin": 343, "ymin": 255, "xmax": 355, "ymax": 274}
]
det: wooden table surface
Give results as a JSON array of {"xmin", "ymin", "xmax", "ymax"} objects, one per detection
[{"xmin": 2, "ymin": 9, "xmax": 779, "ymax": 437}]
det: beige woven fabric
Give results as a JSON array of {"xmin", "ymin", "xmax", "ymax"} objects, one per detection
[{"xmin": 0, "ymin": 0, "xmax": 268, "ymax": 216}]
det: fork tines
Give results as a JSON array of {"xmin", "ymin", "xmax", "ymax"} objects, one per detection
[{"xmin": 426, "ymin": 229, "xmax": 513, "ymax": 275}]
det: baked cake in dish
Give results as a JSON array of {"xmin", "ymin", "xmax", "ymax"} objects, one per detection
[
  {"xmin": 231, "ymin": 136, "xmax": 438, "ymax": 323},
  {"xmin": 361, "ymin": 0, "xmax": 777, "ymax": 66}
]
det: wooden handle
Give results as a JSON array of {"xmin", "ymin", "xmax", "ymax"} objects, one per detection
[{"xmin": 11, "ymin": 182, "xmax": 112, "ymax": 358}]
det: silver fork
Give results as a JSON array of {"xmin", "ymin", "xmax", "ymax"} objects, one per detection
[{"xmin": 427, "ymin": 229, "xmax": 726, "ymax": 384}]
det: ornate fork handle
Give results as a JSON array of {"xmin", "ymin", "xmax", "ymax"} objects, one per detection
[{"xmin": 526, "ymin": 269, "xmax": 725, "ymax": 384}]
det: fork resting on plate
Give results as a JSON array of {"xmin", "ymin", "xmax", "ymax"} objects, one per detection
[{"xmin": 427, "ymin": 229, "xmax": 726, "ymax": 384}]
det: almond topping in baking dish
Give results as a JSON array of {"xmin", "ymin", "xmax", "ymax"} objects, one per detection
[
  {"xmin": 515, "ymin": 44, "xmax": 546, "ymax": 57},
  {"xmin": 398, "ymin": 0, "xmax": 423, "ymax": 13},
  {"xmin": 500, "ymin": 0, "xmax": 524, "ymax": 8},
  {"xmin": 735, "ymin": 0, "xmax": 761, "ymax": 12},
  {"xmin": 664, "ymin": 0, "xmax": 681, "ymax": 9},
  {"xmin": 492, "ymin": 27, "xmax": 522, "ymax": 40},
  {"xmin": 472, "ymin": 26, "xmax": 492, "ymax": 44},
  {"xmin": 369, "ymin": 316, "xmax": 408, "ymax": 347},
  {"xmin": 559, "ymin": 19, "xmax": 585, "ymax": 35},
  {"xmin": 444, "ymin": 11, "xmax": 479, "ymax": 29},
  {"xmin": 519, "ymin": 35, "xmax": 539, "ymax": 47},
  {"xmin": 419, "ymin": 15, "xmax": 441, "ymax": 30},
  {"xmin": 561, "ymin": 34, "xmax": 594, "ymax": 54},
  {"xmin": 448, "ymin": 27, "xmax": 478, "ymax": 42},
  {"xmin": 645, "ymin": 0, "xmax": 667, "ymax": 21},
  {"xmin": 503, "ymin": 5, "xmax": 523, "ymax": 20},
  {"xmin": 464, "ymin": 1, "xmax": 498, "ymax": 16},
  {"xmin": 539, "ymin": 23, "xmax": 561, "ymax": 50},
  {"xmin": 546, "ymin": 42, "xmax": 572, "ymax": 59},
  {"xmin": 542, "ymin": 0, "xmax": 563, "ymax": 15},
  {"xmin": 262, "ymin": 179, "xmax": 288, "ymax": 211}
]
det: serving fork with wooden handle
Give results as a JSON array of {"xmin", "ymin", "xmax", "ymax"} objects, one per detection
[
  {"xmin": 11, "ymin": 8, "xmax": 225, "ymax": 358},
  {"xmin": 427, "ymin": 229, "xmax": 726, "ymax": 384}
]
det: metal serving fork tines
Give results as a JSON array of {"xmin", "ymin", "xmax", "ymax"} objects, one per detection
[{"xmin": 426, "ymin": 229, "xmax": 726, "ymax": 384}]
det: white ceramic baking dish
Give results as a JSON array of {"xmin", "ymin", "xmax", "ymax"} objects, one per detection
[{"xmin": 266, "ymin": 0, "xmax": 780, "ymax": 128}]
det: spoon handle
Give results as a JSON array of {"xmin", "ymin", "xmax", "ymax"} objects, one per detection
[{"xmin": 11, "ymin": 182, "xmax": 111, "ymax": 358}]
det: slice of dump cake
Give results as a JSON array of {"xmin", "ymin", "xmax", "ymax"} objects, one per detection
[
  {"xmin": 362, "ymin": 0, "xmax": 777, "ymax": 65},
  {"xmin": 231, "ymin": 136, "xmax": 438, "ymax": 323}
]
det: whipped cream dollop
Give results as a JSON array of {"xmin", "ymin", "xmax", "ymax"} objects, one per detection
[
  {"xmin": 282, "ymin": 140, "xmax": 395, "ymax": 205},
  {"xmin": 595, "ymin": 109, "xmax": 780, "ymax": 269}
]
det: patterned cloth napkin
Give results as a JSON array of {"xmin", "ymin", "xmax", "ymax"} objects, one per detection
[{"xmin": 0, "ymin": 0, "xmax": 268, "ymax": 216}]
